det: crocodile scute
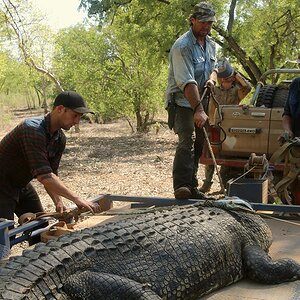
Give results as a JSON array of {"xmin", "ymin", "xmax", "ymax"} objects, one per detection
[{"xmin": 0, "ymin": 202, "xmax": 299, "ymax": 299}]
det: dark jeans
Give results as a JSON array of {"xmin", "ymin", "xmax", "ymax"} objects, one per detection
[
  {"xmin": 0, "ymin": 183, "xmax": 45, "ymax": 245},
  {"xmin": 173, "ymin": 106, "xmax": 204, "ymax": 190},
  {"xmin": 0, "ymin": 183, "xmax": 44, "ymax": 220}
]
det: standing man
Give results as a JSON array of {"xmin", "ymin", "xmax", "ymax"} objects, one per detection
[
  {"xmin": 0, "ymin": 91, "xmax": 100, "ymax": 223},
  {"xmin": 277, "ymin": 65, "xmax": 300, "ymax": 204},
  {"xmin": 166, "ymin": 2, "xmax": 218, "ymax": 199},
  {"xmin": 281, "ymin": 77, "xmax": 300, "ymax": 140},
  {"xmin": 200, "ymin": 58, "xmax": 252, "ymax": 193}
]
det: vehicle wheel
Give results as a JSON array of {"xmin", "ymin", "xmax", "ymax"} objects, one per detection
[
  {"xmin": 272, "ymin": 88, "xmax": 289, "ymax": 108},
  {"xmin": 255, "ymin": 85, "xmax": 277, "ymax": 108}
]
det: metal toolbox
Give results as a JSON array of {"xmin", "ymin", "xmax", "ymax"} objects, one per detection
[{"xmin": 227, "ymin": 178, "xmax": 268, "ymax": 204}]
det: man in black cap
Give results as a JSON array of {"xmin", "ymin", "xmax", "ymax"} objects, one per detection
[
  {"xmin": 0, "ymin": 91, "xmax": 99, "ymax": 224},
  {"xmin": 165, "ymin": 2, "xmax": 218, "ymax": 199}
]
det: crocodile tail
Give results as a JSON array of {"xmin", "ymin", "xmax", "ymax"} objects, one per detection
[{"xmin": 242, "ymin": 244, "xmax": 300, "ymax": 284}]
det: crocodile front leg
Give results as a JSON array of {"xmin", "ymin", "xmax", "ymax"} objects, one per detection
[{"xmin": 63, "ymin": 270, "xmax": 162, "ymax": 300}]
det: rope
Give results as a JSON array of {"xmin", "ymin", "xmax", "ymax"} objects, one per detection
[
  {"xmin": 228, "ymin": 166, "xmax": 256, "ymax": 184},
  {"xmin": 207, "ymin": 87, "xmax": 227, "ymax": 145}
]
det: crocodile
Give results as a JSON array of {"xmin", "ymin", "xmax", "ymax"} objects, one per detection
[{"xmin": 0, "ymin": 201, "xmax": 300, "ymax": 300}]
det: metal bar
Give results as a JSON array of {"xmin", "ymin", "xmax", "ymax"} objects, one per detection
[
  {"xmin": 104, "ymin": 194, "xmax": 203, "ymax": 206},
  {"xmin": 250, "ymin": 81, "xmax": 263, "ymax": 105},
  {"xmin": 200, "ymin": 154, "xmax": 285, "ymax": 171},
  {"xmin": 8, "ymin": 219, "xmax": 49, "ymax": 237},
  {"xmin": 9, "ymin": 218, "xmax": 50, "ymax": 247},
  {"xmin": 102, "ymin": 194, "xmax": 300, "ymax": 213},
  {"xmin": 259, "ymin": 68, "xmax": 300, "ymax": 82},
  {"xmin": 10, "ymin": 234, "xmax": 31, "ymax": 246},
  {"xmin": 251, "ymin": 203, "xmax": 300, "ymax": 213},
  {"xmin": 0, "ymin": 220, "xmax": 14, "ymax": 251}
]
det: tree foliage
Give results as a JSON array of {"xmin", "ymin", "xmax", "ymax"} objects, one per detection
[
  {"xmin": 53, "ymin": 23, "xmax": 166, "ymax": 131},
  {"xmin": 0, "ymin": 0, "xmax": 63, "ymax": 112},
  {"xmin": 80, "ymin": 0, "xmax": 300, "ymax": 85},
  {"xmin": 0, "ymin": 50, "xmax": 43, "ymax": 108},
  {"xmin": 53, "ymin": 25, "xmax": 112, "ymax": 119},
  {"xmin": 0, "ymin": 0, "xmax": 299, "ymax": 131}
]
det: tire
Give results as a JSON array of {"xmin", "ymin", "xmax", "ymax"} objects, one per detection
[
  {"xmin": 272, "ymin": 88, "xmax": 289, "ymax": 108},
  {"xmin": 255, "ymin": 85, "xmax": 277, "ymax": 108}
]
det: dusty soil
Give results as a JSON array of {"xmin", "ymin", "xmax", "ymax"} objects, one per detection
[{"xmin": 1, "ymin": 108, "xmax": 222, "ymax": 257}]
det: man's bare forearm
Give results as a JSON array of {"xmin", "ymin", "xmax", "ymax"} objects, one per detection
[
  {"xmin": 45, "ymin": 186, "xmax": 62, "ymax": 204},
  {"xmin": 37, "ymin": 172, "xmax": 100, "ymax": 214},
  {"xmin": 282, "ymin": 115, "xmax": 294, "ymax": 136},
  {"xmin": 184, "ymin": 83, "xmax": 204, "ymax": 113},
  {"xmin": 37, "ymin": 173, "xmax": 79, "ymax": 203},
  {"xmin": 184, "ymin": 83, "xmax": 208, "ymax": 128}
]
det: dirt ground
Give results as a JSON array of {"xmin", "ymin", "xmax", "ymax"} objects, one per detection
[{"xmin": 1, "ymin": 108, "xmax": 222, "ymax": 257}]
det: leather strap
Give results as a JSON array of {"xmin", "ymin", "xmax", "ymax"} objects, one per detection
[
  {"xmin": 18, "ymin": 209, "xmax": 80, "ymax": 226},
  {"xmin": 270, "ymin": 139, "xmax": 300, "ymax": 204}
]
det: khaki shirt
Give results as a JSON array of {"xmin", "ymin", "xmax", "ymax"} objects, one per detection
[{"xmin": 208, "ymin": 83, "xmax": 251, "ymax": 124}]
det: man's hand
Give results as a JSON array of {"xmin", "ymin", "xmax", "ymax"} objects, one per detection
[
  {"xmin": 55, "ymin": 200, "xmax": 67, "ymax": 213},
  {"xmin": 206, "ymin": 69, "xmax": 217, "ymax": 88},
  {"xmin": 278, "ymin": 130, "xmax": 294, "ymax": 146},
  {"xmin": 39, "ymin": 173, "xmax": 101, "ymax": 214},
  {"xmin": 194, "ymin": 110, "xmax": 208, "ymax": 128},
  {"xmin": 205, "ymin": 79, "xmax": 216, "ymax": 88},
  {"xmin": 73, "ymin": 198, "xmax": 101, "ymax": 214}
]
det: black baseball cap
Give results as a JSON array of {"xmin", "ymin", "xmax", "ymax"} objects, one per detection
[{"xmin": 53, "ymin": 91, "xmax": 94, "ymax": 114}]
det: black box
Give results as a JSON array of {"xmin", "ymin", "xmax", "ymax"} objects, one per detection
[{"xmin": 227, "ymin": 178, "xmax": 268, "ymax": 203}]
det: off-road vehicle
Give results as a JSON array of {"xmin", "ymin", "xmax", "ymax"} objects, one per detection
[{"xmin": 200, "ymin": 68, "xmax": 300, "ymax": 184}]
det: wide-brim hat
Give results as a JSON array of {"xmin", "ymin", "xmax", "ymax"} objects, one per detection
[{"xmin": 54, "ymin": 91, "xmax": 94, "ymax": 114}]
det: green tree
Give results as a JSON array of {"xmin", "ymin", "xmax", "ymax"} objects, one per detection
[
  {"xmin": 54, "ymin": 23, "xmax": 166, "ymax": 132},
  {"xmin": 53, "ymin": 25, "xmax": 111, "ymax": 119},
  {"xmin": 0, "ymin": 50, "xmax": 42, "ymax": 108},
  {"xmin": 102, "ymin": 20, "xmax": 167, "ymax": 132},
  {"xmin": 0, "ymin": 0, "xmax": 63, "ymax": 112}
]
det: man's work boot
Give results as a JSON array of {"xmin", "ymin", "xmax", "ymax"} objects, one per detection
[
  {"xmin": 199, "ymin": 181, "xmax": 213, "ymax": 193},
  {"xmin": 174, "ymin": 186, "xmax": 192, "ymax": 199},
  {"xmin": 191, "ymin": 188, "xmax": 215, "ymax": 200}
]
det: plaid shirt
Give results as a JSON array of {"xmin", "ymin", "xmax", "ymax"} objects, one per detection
[{"xmin": 0, "ymin": 113, "xmax": 66, "ymax": 194}]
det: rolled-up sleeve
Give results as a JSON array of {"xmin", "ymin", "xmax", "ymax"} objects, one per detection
[
  {"xmin": 20, "ymin": 123, "xmax": 66, "ymax": 178},
  {"xmin": 171, "ymin": 46, "xmax": 197, "ymax": 91},
  {"xmin": 21, "ymin": 128, "xmax": 53, "ymax": 177}
]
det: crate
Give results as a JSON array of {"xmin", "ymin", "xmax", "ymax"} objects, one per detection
[{"xmin": 227, "ymin": 178, "xmax": 268, "ymax": 204}]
